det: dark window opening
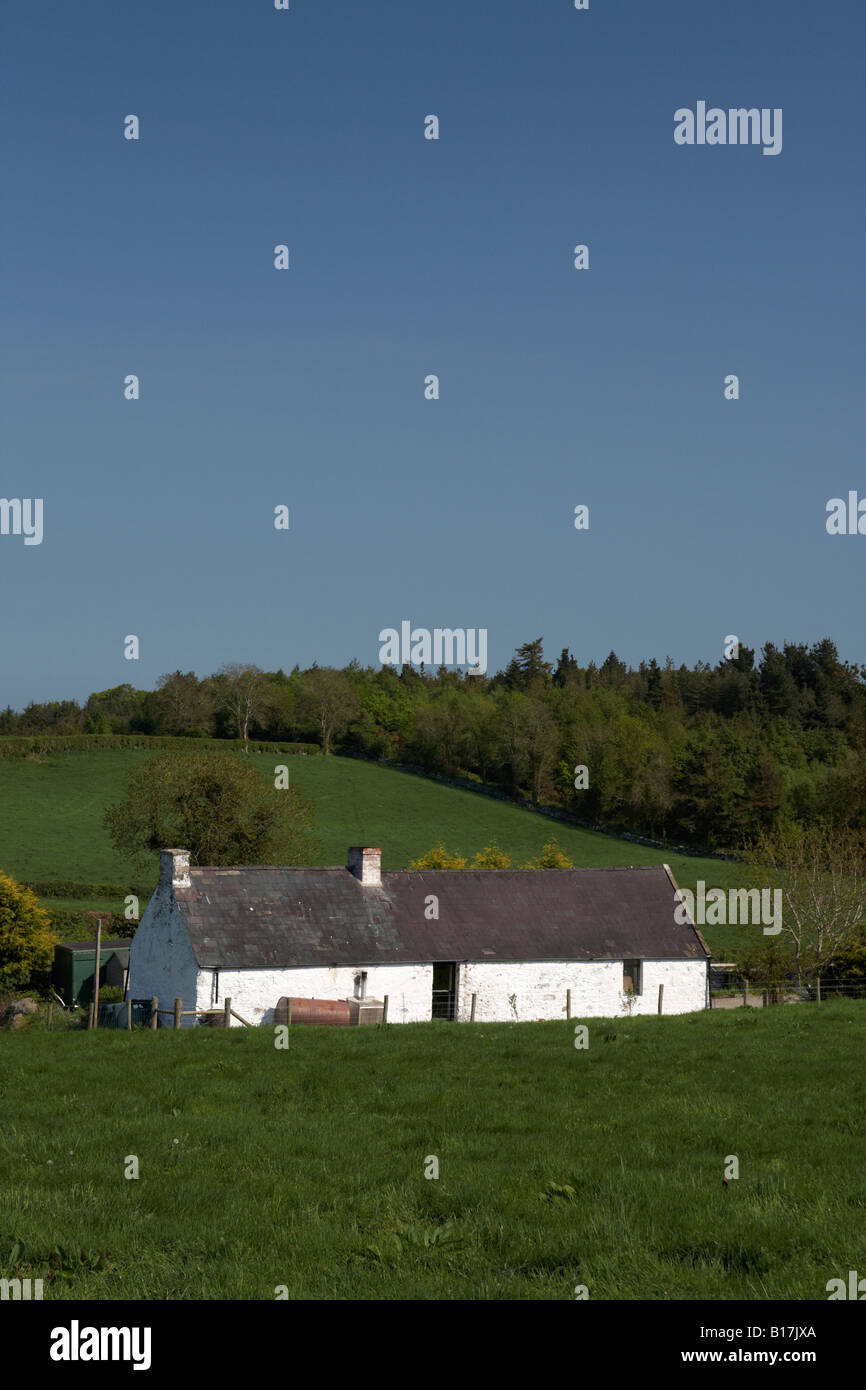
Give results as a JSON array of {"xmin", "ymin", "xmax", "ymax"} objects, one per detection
[{"xmin": 623, "ymin": 960, "xmax": 642, "ymax": 996}]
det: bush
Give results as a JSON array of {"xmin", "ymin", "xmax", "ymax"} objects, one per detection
[{"xmin": 0, "ymin": 873, "xmax": 58, "ymax": 992}]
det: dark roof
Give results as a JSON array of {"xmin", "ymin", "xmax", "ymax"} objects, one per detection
[
  {"xmin": 172, "ymin": 866, "xmax": 708, "ymax": 970},
  {"xmin": 56, "ymin": 939, "xmax": 133, "ymax": 952}
]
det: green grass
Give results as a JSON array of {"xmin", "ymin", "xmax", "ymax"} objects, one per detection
[
  {"xmin": 1, "ymin": 1003, "xmax": 864, "ymax": 1300},
  {"xmin": 0, "ymin": 750, "xmax": 152, "ymax": 885},
  {"xmin": 0, "ymin": 750, "xmax": 756, "ymax": 954}
]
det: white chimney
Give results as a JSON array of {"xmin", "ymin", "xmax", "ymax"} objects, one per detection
[
  {"xmin": 348, "ymin": 846, "xmax": 381, "ymax": 887},
  {"xmin": 160, "ymin": 848, "xmax": 191, "ymax": 890}
]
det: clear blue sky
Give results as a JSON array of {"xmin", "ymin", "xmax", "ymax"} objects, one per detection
[{"xmin": 2, "ymin": 0, "xmax": 864, "ymax": 707}]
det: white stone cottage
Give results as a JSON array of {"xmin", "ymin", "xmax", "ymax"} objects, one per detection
[{"xmin": 127, "ymin": 847, "xmax": 710, "ymax": 1025}]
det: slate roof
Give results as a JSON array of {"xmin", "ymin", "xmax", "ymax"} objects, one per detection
[{"xmin": 172, "ymin": 865, "xmax": 709, "ymax": 970}]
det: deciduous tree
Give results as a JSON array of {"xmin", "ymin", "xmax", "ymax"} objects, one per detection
[{"xmin": 104, "ymin": 752, "xmax": 320, "ymax": 868}]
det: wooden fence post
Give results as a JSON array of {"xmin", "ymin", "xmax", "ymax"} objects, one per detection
[
  {"xmin": 382, "ymin": 994, "xmax": 389, "ymax": 1024},
  {"xmin": 743, "ymin": 977, "xmax": 749, "ymax": 1009},
  {"xmin": 47, "ymin": 999, "xmax": 53, "ymax": 1032},
  {"xmin": 174, "ymin": 997, "xmax": 182, "ymax": 1030},
  {"xmin": 657, "ymin": 983, "xmax": 664, "ymax": 1015},
  {"xmin": 126, "ymin": 999, "xmax": 132, "ymax": 1030},
  {"xmin": 566, "ymin": 989, "xmax": 571, "ymax": 1020},
  {"xmin": 224, "ymin": 996, "xmax": 232, "ymax": 1029},
  {"xmin": 470, "ymin": 993, "xmax": 477, "ymax": 1022},
  {"xmin": 92, "ymin": 916, "xmax": 102, "ymax": 1029},
  {"xmin": 816, "ymin": 977, "xmax": 822, "ymax": 1004},
  {"xmin": 150, "ymin": 995, "xmax": 158, "ymax": 1030}
]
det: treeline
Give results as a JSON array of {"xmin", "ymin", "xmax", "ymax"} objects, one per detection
[{"xmin": 4, "ymin": 638, "xmax": 866, "ymax": 851}]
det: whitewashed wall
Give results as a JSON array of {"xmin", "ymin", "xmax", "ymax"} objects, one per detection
[
  {"xmin": 196, "ymin": 963, "xmax": 434, "ymax": 1026},
  {"xmin": 197, "ymin": 956, "xmax": 706, "ymax": 1026},
  {"xmin": 127, "ymin": 892, "xmax": 199, "ymax": 1026},
  {"xmin": 129, "ymin": 888, "xmax": 708, "ymax": 1028},
  {"xmin": 457, "ymin": 958, "xmax": 707, "ymax": 1021}
]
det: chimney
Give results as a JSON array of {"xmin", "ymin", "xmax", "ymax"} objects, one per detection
[
  {"xmin": 159, "ymin": 848, "xmax": 191, "ymax": 891},
  {"xmin": 348, "ymin": 846, "xmax": 381, "ymax": 887}
]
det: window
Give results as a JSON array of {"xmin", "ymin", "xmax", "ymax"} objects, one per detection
[{"xmin": 623, "ymin": 960, "xmax": 642, "ymax": 996}]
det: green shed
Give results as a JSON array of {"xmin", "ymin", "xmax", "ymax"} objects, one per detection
[{"xmin": 52, "ymin": 940, "xmax": 132, "ymax": 1007}]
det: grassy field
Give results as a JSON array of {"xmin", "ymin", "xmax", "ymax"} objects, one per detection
[
  {"xmin": 1, "ymin": 1003, "xmax": 864, "ymax": 1300},
  {"xmin": 0, "ymin": 750, "xmax": 757, "ymax": 956}
]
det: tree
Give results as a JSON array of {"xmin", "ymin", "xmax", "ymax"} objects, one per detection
[
  {"xmin": 408, "ymin": 690, "xmax": 471, "ymax": 776},
  {"xmin": 827, "ymin": 927, "xmax": 866, "ymax": 997},
  {"xmin": 598, "ymin": 651, "xmax": 627, "ymax": 688},
  {"xmin": 104, "ymin": 752, "xmax": 320, "ymax": 868},
  {"xmin": 502, "ymin": 638, "xmax": 553, "ymax": 692},
  {"xmin": 154, "ymin": 671, "xmax": 214, "ymax": 737},
  {"xmin": 464, "ymin": 692, "xmax": 501, "ymax": 782},
  {"xmin": 553, "ymin": 648, "xmax": 581, "ymax": 689},
  {"xmin": 209, "ymin": 664, "xmax": 271, "ymax": 753},
  {"xmin": 734, "ymin": 938, "xmax": 794, "ymax": 1004},
  {"xmin": 743, "ymin": 826, "xmax": 866, "ymax": 984},
  {"xmin": 295, "ymin": 667, "xmax": 360, "ymax": 755},
  {"xmin": 495, "ymin": 691, "xmax": 558, "ymax": 803},
  {"xmin": 673, "ymin": 719, "xmax": 783, "ymax": 848},
  {"xmin": 0, "ymin": 872, "xmax": 57, "ymax": 992},
  {"xmin": 82, "ymin": 684, "xmax": 149, "ymax": 734}
]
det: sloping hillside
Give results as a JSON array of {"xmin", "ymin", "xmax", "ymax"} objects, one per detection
[{"xmin": 0, "ymin": 749, "xmax": 753, "ymax": 955}]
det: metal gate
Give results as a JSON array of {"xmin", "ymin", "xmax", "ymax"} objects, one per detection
[
  {"xmin": 432, "ymin": 962, "xmax": 457, "ymax": 1020},
  {"xmin": 97, "ymin": 1000, "xmax": 153, "ymax": 1028}
]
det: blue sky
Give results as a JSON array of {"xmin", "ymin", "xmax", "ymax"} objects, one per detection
[{"xmin": 2, "ymin": 0, "xmax": 864, "ymax": 706}]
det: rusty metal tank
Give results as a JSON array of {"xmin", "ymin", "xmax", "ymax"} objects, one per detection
[{"xmin": 275, "ymin": 997, "xmax": 351, "ymax": 1026}]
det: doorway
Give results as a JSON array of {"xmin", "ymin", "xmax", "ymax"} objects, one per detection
[{"xmin": 432, "ymin": 962, "xmax": 458, "ymax": 1020}]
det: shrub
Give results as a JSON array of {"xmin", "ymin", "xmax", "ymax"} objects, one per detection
[{"xmin": 0, "ymin": 873, "xmax": 58, "ymax": 992}]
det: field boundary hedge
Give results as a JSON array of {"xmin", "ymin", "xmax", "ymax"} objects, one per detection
[
  {"xmin": 0, "ymin": 735, "xmax": 322, "ymax": 758},
  {"xmin": 47, "ymin": 908, "xmax": 134, "ymax": 939},
  {"xmin": 27, "ymin": 880, "xmax": 153, "ymax": 900}
]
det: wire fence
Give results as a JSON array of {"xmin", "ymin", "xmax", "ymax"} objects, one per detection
[{"xmin": 710, "ymin": 976, "xmax": 866, "ymax": 1007}]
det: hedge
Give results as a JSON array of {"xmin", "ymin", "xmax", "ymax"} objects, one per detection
[
  {"xmin": 28, "ymin": 880, "xmax": 153, "ymax": 900},
  {"xmin": 0, "ymin": 735, "xmax": 322, "ymax": 758},
  {"xmin": 47, "ymin": 908, "xmax": 135, "ymax": 940}
]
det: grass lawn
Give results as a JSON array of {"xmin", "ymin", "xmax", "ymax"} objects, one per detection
[
  {"xmin": 1, "ymin": 1002, "xmax": 864, "ymax": 1300},
  {"xmin": 0, "ymin": 750, "xmax": 757, "ymax": 956}
]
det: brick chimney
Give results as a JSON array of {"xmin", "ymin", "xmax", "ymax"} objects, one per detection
[
  {"xmin": 348, "ymin": 846, "xmax": 381, "ymax": 887},
  {"xmin": 160, "ymin": 848, "xmax": 191, "ymax": 890}
]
